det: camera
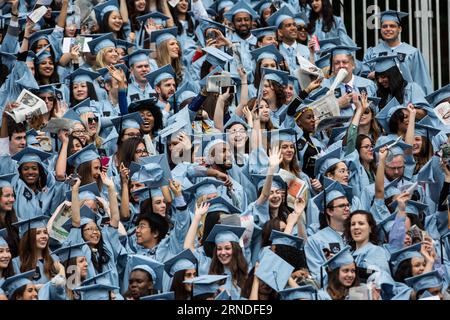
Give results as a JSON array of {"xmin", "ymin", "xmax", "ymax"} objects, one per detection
[
  {"xmin": 220, "ymin": 86, "xmax": 236, "ymax": 94},
  {"xmin": 66, "ymin": 174, "xmax": 81, "ymax": 186},
  {"xmin": 206, "ymin": 74, "xmax": 234, "ymax": 93}
]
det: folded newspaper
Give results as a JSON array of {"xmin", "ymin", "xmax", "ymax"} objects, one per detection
[
  {"xmin": 295, "ymin": 54, "xmax": 324, "ymax": 90},
  {"xmin": 434, "ymin": 102, "xmax": 450, "ymax": 126},
  {"xmin": 278, "ymin": 169, "xmax": 309, "ymax": 209},
  {"xmin": 42, "ymin": 118, "xmax": 78, "ymax": 134},
  {"xmin": 49, "ymin": 203, "xmax": 72, "ymax": 244},
  {"xmin": 6, "ymin": 89, "xmax": 48, "ymax": 123}
]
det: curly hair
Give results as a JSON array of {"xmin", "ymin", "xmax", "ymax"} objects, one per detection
[{"xmin": 344, "ymin": 210, "xmax": 379, "ymax": 250}]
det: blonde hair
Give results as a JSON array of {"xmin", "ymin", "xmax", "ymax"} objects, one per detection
[
  {"xmin": 95, "ymin": 47, "xmax": 116, "ymax": 70},
  {"xmin": 79, "ymin": 112, "xmax": 103, "ymax": 148},
  {"xmin": 155, "ymin": 39, "xmax": 184, "ymax": 84}
]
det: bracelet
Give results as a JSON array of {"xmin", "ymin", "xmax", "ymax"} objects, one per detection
[
  {"xmin": 23, "ymin": 36, "xmax": 29, "ymax": 40},
  {"xmin": 11, "ymin": 13, "xmax": 18, "ymax": 17}
]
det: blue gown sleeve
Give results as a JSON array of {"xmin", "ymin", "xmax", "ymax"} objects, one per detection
[
  {"xmin": 388, "ymin": 214, "xmax": 406, "ymax": 250},
  {"xmin": 118, "ymin": 88, "xmax": 128, "ymax": 115}
]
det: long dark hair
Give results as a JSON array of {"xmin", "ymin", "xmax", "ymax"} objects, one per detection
[
  {"xmin": 268, "ymin": 79, "xmax": 286, "ymax": 110},
  {"xmin": 388, "ymin": 108, "xmax": 407, "ymax": 135},
  {"xmin": 0, "ymin": 56, "xmax": 9, "ymax": 87},
  {"xmin": 307, "ymin": 0, "xmax": 335, "ymax": 34},
  {"xmin": 327, "ymin": 264, "xmax": 360, "ymax": 300},
  {"xmin": 81, "ymin": 224, "xmax": 110, "ymax": 273},
  {"xmin": 171, "ymin": 269, "xmax": 193, "ymax": 300},
  {"xmin": 169, "ymin": 2, "xmax": 195, "ymax": 36},
  {"xmin": 241, "ymin": 266, "xmax": 278, "ymax": 300},
  {"xmin": 77, "ymin": 159, "xmax": 103, "ymax": 190},
  {"xmin": 200, "ymin": 212, "xmax": 221, "ymax": 258},
  {"xmin": 70, "ymin": 82, "xmax": 98, "ymax": 106},
  {"xmin": 101, "ymin": 11, "xmax": 126, "ymax": 40},
  {"xmin": 376, "ymin": 66, "xmax": 407, "ymax": 110},
  {"xmin": 356, "ymin": 134, "xmax": 377, "ymax": 174},
  {"xmin": 18, "ymin": 163, "xmax": 47, "ymax": 191},
  {"xmin": 34, "ymin": 55, "xmax": 60, "ymax": 85},
  {"xmin": 344, "ymin": 210, "xmax": 379, "ymax": 250},
  {"xmin": 393, "ymin": 259, "xmax": 414, "ymax": 283},
  {"xmin": 117, "ymin": 137, "xmax": 146, "ymax": 169},
  {"xmin": 0, "ymin": 187, "xmax": 19, "ymax": 257}
]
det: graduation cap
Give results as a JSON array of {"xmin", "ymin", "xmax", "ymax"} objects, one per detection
[
  {"xmin": 377, "ymin": 10, "xmax": 408, "ymax": 24},
  {"xmin": 212, "ymin": 0, "xmax": 237, "ymax": 12},
  {"xmin": 415, "ymin": 116, "xmax": 442, "ymax": 138},
  {"xmin": 223, "ymin": 1, "xmax": 259, "ymax": 21},
  {"xmin": 0, "ymin": 270, "xmax": 36, "ymax": 298},
  {"xmin": 136, "ymin": 11, "xmax": 169, "ymax": 26},
  {"xmin": 323, "ymin": 245, "xmax": 354, "ymax": 271},
  {"xmin": 87, "ymin": 32, "xmax": 116, "ymax": 55},
  {"xmin": 132, "ymin": 163, "xmax": 164, "ymax": 188},
  {"xmin": 375, "ymin": 97, "xmax": 406, "ymax": 132},
  {"xmin": 314, "ymin": 147, "xmax": 342, "ymax": 177},
  {"xmin": 61, "ymin": 205, "xmax": 100, "ymax": 231},
  {"xmin": 215, "ymin": 289, "xmax": 231, "ymax": 300},
  {"xmin": 116, "ymin": 39, "xmax": 136, "ymax": 51},
  {"xmin": 67, "ymin": 144, "xmax": 99, "ymax": 168},
  {"xmin": 67, "ymin": 68, "xmax": 100, "ymax": 84},
  {"xmin": 405, "ymin": 200, "xmax": 428, "ymax": 216},
  {"xmin": 251, "ymin": 26, "xmax": 277, "ymax": 39},
  {"xmin": 28, "ymin": 28, "xmax": 53, "ymax": 47},
  {"xmin": 266, "ymin": 5, "xmax": 294, "ymax": 28},
  {"xmin": 184, "ymin": 275, "xmax": 228, "ymax": 298},
  {"xmin": 322, "ymin": 177, "xmax": 354, "ymax": 201},
  {"xmin": 52, "ymin": 242, "xmax": 88, "ymax": 263},
  {"xmin": 324, "ymin": 45, "xmax": 360, "ymax": 57},
  {"xmin": 140, "ymin": 292, "xmax": 174, "ymax": 300},
  {"xmin": 253, "ymin": 0, "xmax": 272, "ymax": 16},
  {"xmin": 73, "ymin": 282, "xmax": 119, "ymax": 300},
  {"xmin": 315, "ymin": 53, "xmax": 332, "ymax": 69},
  {"xmin": 149, "ymin": 27, "xmax": 178, "ymax": 46},
  {"xmin": 26, "ymin": 129, "xmax": 40, "ymax": 146},
  {"xmin": 203, "ymin": 136, "xmax": 227, "ymax": 163},
  {"xmin": 269, "ymin": 230, "xmax": 304, "ymax": 250},
  {"xmin": 389, "ymin": 243, "xmax": 422, "ymax": 275},
  {"xmin": 66, "ymin": 182, "xmax": 101, "ymax": 202},
  {"xmin": 93, "ymin": 0, "xmax": 120, "ymax": 23},
  {"xmin": 139, "ymin": 154, "xmax": 172, "ymax": 185},
  {"xmin": 163, "ymin": 249, "xmax": 198, "ymax": 277},
  {"xmin": 198, "ymin": 18, "xmax": 228, "ymax": 37},
  {"xmin": 278, "ymin": 284, "xmax": 317, "ymax": 300},
  {"xmin": 313, "ymin": 180, "xmax": 352, "ymax": 212},
  {"xmin": 294, "ymin": 12, "xmax": 309, "ymax": 26},
  {"xmin": 111, "ymin": 112, "xmax": 144, "ymax": 133},
  {"xmin": 184, "ymin": 178, "xmax": 224, "ymax": 198},
  {"xmin": 262, "ymin": 68, "xmax": 289, "ymax": 86},
  {"xmin": 251, "ymin": 173, "xmax": 288, "ymax": 191},
  {"xmin": 0, "ymin": 228, "xmax": 9, "ymax": 247},
  {"xmin": 405, "ymin": 270, "xmax": 443, "ymax": 292},
  {"xmin": 0, "ymin": 173, "xmax": 15, "ymax": 189},
  {"xmin": 223, "ymin": 114, "xmax": 250, "ymax": 131},
  {"xmin": 35, "ymin": 45, "xmax": 52, "ymax": 64},
  {"xmin": 255, "ymin": 248, "xmax": 294, "ymax": 291},
  {"xmin": 417, "ymin": 158, "xmax": 436, "ymax": 184},
  {"xmin": 12, "ymin": 146, "xmax": 51, "ymax": 165},
  {"xmin": 377, "ymin": 211, "xmax": 397, "ymax": 239},
  {"xmin": 318, "ymin": 37, "xmax": 341, "ymax": 53},
  {"xmin": 205, "ymin": 224, "xmax": 246, "ymax": 244},
  {"xmin": 173, "ymin": 81, "xmax": 198, "ymax": 106},
  {"xmin": 328, "ymin": 125, "xmax": 349, "ymax": 146},
  {"xmin": 365, "ymin": 54, "xmax": 399, "ymax": 74},
  {"xmin": 425, "ymin": 84, "xmax": 450, "ymax": 107},
  {"xmin": 367, "ymin": 96, "xmax": 381, "ymax": 113},
  {"xmin": 250, "ymin": 44, "xmax": 283, "ymax": 63},
  {"xmin": 207, "ymin": 195, "xmax": 241, "ymax": 214},
  {"xmin": 202, "ymin": 46, "xmax": 234, "ymax": 69},
  {"xmin": 13, "ymin": 215, "xmax": 49, "ymax": 238},
  {"xmin": 127, "ymin": 97, "xmax": 160, "ymax": 114},
  {"xmin": 145, "ymin": 64, "xmax": 175, "ymax": 88},
  {"xmin": 373, "ymin": 136, "xmax": 412, "ymax": 157},
  {"xmin": 126, "ymin": 254, "xmax": 165, "ymax": 291}
]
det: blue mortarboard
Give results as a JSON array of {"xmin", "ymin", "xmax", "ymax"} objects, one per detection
[
  {"xmin": 375, "ymin": 97, "xmax": 406, "ymax": 132},
  {"xmin": 138, "ymin": 154, "xmax": 172, "ymax": 186},
  {"xmin": 202, "ymin": 47, "xmax": 234, "ymax": 69},
  {"xmin": 251, "ymin": 26, "xmax": 277, "ymax": 39},
  {"xmin": 213, "ymin": 0, "xmax": 236, "ymax": 12},
  {"xmin": 140, "ymin": 292, "xmax": 174, "ymax": 300},
  {"xmin": 250, "ymin": 44, "xmax": 283, "ymax": 63},
  {"xmin": 415, "ymin": 116, "xmax": 441, "ymax": 138},
  {"xmin": 251, "ymin": 173, "xmax": 287, "ymax": 191},
  {"xmin": 322, "ymin": 177, "xmax": 354, "ymax": 201},
  {"xmin": 73, "ymin": 282, "xmax": 119, "ymax": 300},
  {"xmin": 266, "ymin": 5, "xmax": 294, "ymax": 28},
  {"xmin": 366, "ymin": 54, "xmax": 399, "ymax": 74},
  {"xmin": 87, "ymin": 33, "xmax": 116, "ymax": 55},
  {"xmin": 163, "ymin": 249, "xmax": 198, "ymax": 277},
  {"xmin": 326, "ymin": 45, "xmax": 360, "ymax": 57},
  {"xmin": 145, "ymin": 64, "xmax": 175, "ymax": 88},
  {"xmin": 223, "ymin": 114, "xmax": 250, "ymax": 131},
  {"xmin": 127, "ymin": 254, "xmax": 165, "ymax": 291},
  {"xmin": 66, "ymin": 182, "xmax": 101, "ymax": 202},
  {"xmin": 274, "ymin": 128, "xmax": 297, "ymax": 143},
  {"xmin": 313, "ymin": 180, "xmax": 352, "ymax": 212},
  {"xmin": 215, "ymin": 289, "xmax": 231, "ymax": 300},
  {"xmin": 26, "ymin": 129, "xmax": 40, "ymax": 146},
  {"xmin": 373, "ymin": 136, "xmax": 412, "ymax": 157},
  {"xmin": 12, "ymin": 146, "xmax": 51, "ymax": 165},
  {"xmin": 184, "ymin": 178, "xmax": 224, "ymax": 197},
  {"xmin": 35, "ymin": 45, "xmax": 52, "ymax": 64},
  {"xmin": 323, "ymin": 246, "xmax": 354, "ymax": 270},
  {"xmin": 28, "ymin": 28, "xmax": 53, "ymax": 47},
  {"xmin": 207, "ymin": 195, "xmax": 241, "ymax": 214},
  {"xmin": 328, "ymin": 125, "xmax": 349, "ymax": 146},
  {"xmin": 315, "ymin": 53, "xmax": 332, "ymax": 69},
  {"xmin": 67, "ymin": 68, "xmax": 100, "ymax": 84},
  {"xmin": 314, "ymin": 147, "xmax": 342, "ymax": 177},
  {"xmin": 319, "ymin": 37, "xmax": 341, "ymax": 52},
  {"xmin": 130, "ymin": 186, "xmax": 150, "ymax": 204},
  {"xmin": 67, "ymin": 143, "xmax": 99, "ymax": 168},
  {"xmin": 253, "ymin": 0, "xmax": 272, "ymax": 16},
  {"xmin": 255, "ymin": 249, "xmax": 294, "ymax": 292},
  {"xmin": 294, "ymin": 12, "xmax": 309, "ymax": 26},
  {"xmin": 269, "ymin": 230, "xmax": 304, "ymax": 250},
  {"xmin": 38, "ymin": 83, "xmax": 60, "ymax": 94},
  {"xmin": 1, "ymin": 270, "xmax": 35, "ymax": 298},
  {"xmin": 279, "ymin": 285, "xmax": 317, "ymax": 300},
  {"xmin": 405, "ymin": 270, "xmax": 443, "ymax": 292},
  {"xmin": 136, "ymin": 11, "xmax": 169, "ymax": 26},
  {"xmin": 0, "ymin": 228, "xmax": 8, "ymax": 247},
  {"xmin": 132, "ymin": 163, "xmax": 164, "ymax": 188},
  {"xmin": 93, "ymin": 0, "xmax": 120, "ymax": 22},
  {"xmin": 425, "ymin": 84, "xmax": 450, "ymax": 107},
  {"xmin": 417, "ymin": 158, "xmax": 436, "ymax": 184},
  {"xmin": 61, "ymin": 205, "xmax": 99, "ymax": 231},
  {"xmin": 149, "ymin": 27, "xmax": 178, "ymax": 46},
  {"xmin": 389, "ymin": 243, "xmax": 422, "ymax": 275},
  {"xmin": 0, "ymin": 173, "xmax": 15, "ymax": 189},
  {"xmin": 224, "ymin": 1, "xmax": 259, "ymax": 21},
  {"xmin": 184, "ymin": 275, "xmax": 228, "ymax": 297},
  {"xmin": 124, "ymin": 49, "xmax": 151, "ymax": 66},
  {"xmin": 199, "ymin": 18, "xmax": 227, "ymax": 36},
  {"xmin": 174, "ymin": 81, "xmax": 198, "ymax": 104},
  {"xmin": 378, "ymin": 10, "xmax": 408, "ymax": 24},
  {"xmin": 261, "ymin": 68, "xmax": 289, "ymax": 85},
  {"xmin": 111, "ymin": 112, "xmax": 144, "ymax": 132},
  {"xmin": 52, "ymin": 242, "xmax": 88, "ymax": 262},
  {"xmin": 405, "ymin": 200, "xmax": 428, "ymax": 216},
  {"xmin": 71, "ymin": 98, "xmax": 99, "ymax": 116},
  {"xmin": 116, "ymin": 39, "xmax": 136, "ymax": 51},
  {"xmin": 205, "ymin": 224, "xmax": 245, "ymax": 244},
  {"xmin": 13, "ymin": 215, "xmax": 49, "ymax": 238}
]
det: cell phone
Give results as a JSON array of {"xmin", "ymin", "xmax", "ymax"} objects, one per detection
[
  {"xmin": 67, "ymin": 174, "xmax": 81, "ymax": 186},
  {"xmin": 287, "ymin": 96, "xmax": 302, "ymax": 112},
  {"xmin": 220, "ymin": 86, "xmax": 236, "ymax": 94},
  {"xmin": 100, "ymin": 156, "xmax": 110, "ymax": 167}
]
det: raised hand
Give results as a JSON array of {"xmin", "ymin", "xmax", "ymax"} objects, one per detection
[
  {"xmin": 100, "ymin": 172, "xmax": 114, "ymax": 188},
  {"xmin": 194, "ymin": 201, "xmax": 210, "ymax": 219},
  {"xmin": 268, "ymin": 146, "xmax": 282, "ymax": 169},
  {"xmin": 378, "ymin": 146, "xmax": 389, "ymax": 163},
  {"xmin": 169, "ymin": 179, "xmax": 182, "ymax": 197},
  {"xmin": 119, "ymin": 162, "xmax": 129, "ymax": 183},
  {"xmin": 294, "ymin": 197, "xmax": 306, "ymax": 214},
  {"xmin": 57, "ymin": 129, "xmax": 69, "ymax": 144}
]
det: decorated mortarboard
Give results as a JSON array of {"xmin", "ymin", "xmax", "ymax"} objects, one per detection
[
  {"xmin": 278, "ymin": 284, "xmax": 317, "ymax": 300},
  {"xmin": 223, "ymin": 114, "xmax": 250, "ymax": 131},
  {"xmin": 184, "ymin": 178, "xmax": 224, "ymax": 197},
  {"xmin": 111, "ymin": 112, "xmax": 144, "ymax": 133},
  {"xmin": 87, "ymin": 32, "xmax": 116, "ymax": 55},
  {"xmin": 93, "ymin": 0, "xmax": 120, "ymax": 23},
  {"xmin": 13, "ymin": 215, "xmax": 49, "ymax": 238},
  {"xmin": 314, "ymin": 147, "xmax": 342, "ymax": 177},
  {"xmin": 0, "ymin": 270, "xmax": 35, "ymax": 298},
  {"xmin": 405, "ymin": 270, "xmax": 443, "ymax": 292},
  {"xmin": 67, "ymin": 144, "xmax": 99, "ymax": 168},
  {"xmin": 207, "ymin": 195, "xmax": 241, "ymax": 214},
  {"xmin": 123, "ymin": 49, "xmax": 151, "ymax": 66},
  {"xmin": 149, "ymin": 27, "xmax": 178, "ymax": 46},
  {"xmin": 405, "ymin": 200, "xmax": 428, "ymax": 216},
  {"xmin": 377, "ymin": 10, "xmax": 408, "ymax": 24},
  {"xmin": 184, "ymin": 275, "xmax": 228, "ymax": 298},
  {"xmin": 389, "ymin": 243, "xmax": 422, "ymax": 275},
  {"xmin": 205, "ymin": 224, "xmax": 246, "ymax": 244},
  {"xmin": 255, "ymin": 248, "xmax": 294, "ymax": 291},
  {"xmin": 126, "ymin": 254, "xmax": 165, "ymax": 291},
  {"xmin": 365, "ymin": 54, "xmax": 399, "ymax": 74},
  {"xmin": 266, "ymin": 5, "xmax": 294, "ymax": 28},
  {"xmin": 223, "ymin": 1, "xmax": 259, "ymax": 21},
  {"xmin": 67, "ymin": 68, "xmax": 100, "ymax": 84},
  {"xmin": 12, "ymin": 146, "xmax": 51, "ymax": 165},
  {"xmin": 145, "ymin": 64, "xmax": 175, "ymax": 88},
  {"xmin": 323, "ymin": 246, "xmax": 354, "ymax": 270},
  {"xmin": 425, "ymin": 84, "xmax": 450, "ymax": 107},
  {"xmin": 313, "ymin": 180, "xmax": 352, "ymax": 212},
  {"xmin": 52, "ymin": 242, "xmax": 88, "ymax": 262},
  {"xmin": 136, "ymin": 11, "xmax": 170, "ymax": 26},
  {"xmin": 202, "ymin": 46, "xmax": 234, "ymax": 69},
  {"xmin": 269, "ymin": 230, "xmax": 304, "ymax": 250},
  {"xmin": 140, "ymin": 292, "xmax": 174, "ymax": 300},
  {"xmin": 250, "ymin": 44, "xmax": 283, "ymax": 63},
  {"xmin": 66, "ymin": 182, "xmax": 101, "ymax": 203},
  {"xmin": 251, "ymin": 26, "xmax": 277, "ymax": 39},
  {"xmin": 163, "ymin": 249, "xmax": 198, "ymax": 277},
  {"xmin": 253, "ymin": 0, "xmax": 272, "ymax": 15}
]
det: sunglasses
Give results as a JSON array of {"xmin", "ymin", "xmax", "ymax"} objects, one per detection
[
  {"xmin": 87, "ymin": 117, "xmax": 99, "ymax": 124},
  {"xmin": 297, "ymin": 26, "xmax": 307, "ymax": 31}
]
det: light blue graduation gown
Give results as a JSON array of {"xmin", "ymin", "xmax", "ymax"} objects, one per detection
[
  {"xmin": 127, "ymin": 75, "xmax": 155, "ymax": 104},
  {"xmin": 279, "ymin": 42, "xmax": 310, "ymax": 75},
  {"xmin": 12, "ymin": 254, "xmax": 59, "ymax": 285},
  {"xmin": 311, "ymin": 16, "xmax": 350, "ymax": 45},
  {"xmin": 352, "ymin": 242, "xmax": 391, "ymax": 275}
]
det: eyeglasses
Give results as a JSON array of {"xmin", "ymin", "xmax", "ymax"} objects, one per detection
[
  {"xmin": 331, "ymin": 203, "xmax": 351, "ymax": 209},
  {"xmin": 135, "ymin": 148, "xmax": 149, "ymax": 156},
  {"xmin": 124, "ymin": 133, "xmax": 142, "ymax": 138},
  {"xmin": 83, "ymin": 227, "xmax": 100, "ymax": 233},
  {"xmin": 72, "ymin": 129, "xmax": 87, "ymax": 135},
  {"xmin": 385, "ymin": 165, "xmax": 405, "ymax": 172},
  {"xmin": 360, "ymin": 144, "xmax": 374, "ymax": 150},
  {"xmin": 136, "ymin": 224, "xmax": 150, "ymax": 230},
  {"xmin": 229, "ymin": 129, "xmax": 247, "ymax": 135},
  {"xmin": 87, "ymin": 117, "xmax": 99, "ymax": 124},
  {"xmin": 40, "ymin": 96, "xmax": 55, "ymax": 102}
]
